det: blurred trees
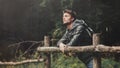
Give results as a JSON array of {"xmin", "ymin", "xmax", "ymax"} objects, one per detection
[
  {"xmin": 0, "ymin": 0, "xmax": 119, "ymax": 45},
  {"xmin": 0, "ymin": 0, "xmax": 120, "ymax": 66}
]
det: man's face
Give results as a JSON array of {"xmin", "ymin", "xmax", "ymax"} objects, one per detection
[{"xmin": 63, "ymin": 12, "xmax": 74, "ymax": 25}]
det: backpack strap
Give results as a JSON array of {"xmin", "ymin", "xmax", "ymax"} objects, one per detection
[{"xmin": 81, "ymin": 20, "xmax": 94, "ymax": 37}]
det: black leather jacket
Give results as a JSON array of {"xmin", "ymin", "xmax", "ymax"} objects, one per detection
[
  {"xmin": 57, "ymin": 19, "xmax": 93, "ymax": 64},
  {"xmin": 57, "ymin": 19, "xmax": 92, "ymax": 46}
]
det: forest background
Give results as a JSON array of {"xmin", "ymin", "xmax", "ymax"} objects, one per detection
[{"xmin": 0, "ymin": 0, "xmax": 120, "ymax": 68}]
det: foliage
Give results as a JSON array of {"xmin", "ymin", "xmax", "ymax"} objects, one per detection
[
  {"xmin": 51, "ymin": 53, "xmax": 86, "ymax": 68},
  {"xmin": 51, "ymin": 53, "xmax": 120, "ymax": 68},
  {"xmin": 52, "ymin": 21, "xmax": 65, "ymax": 39},
  {"xmin": 102, "ymin": 58, "xmax": 120, "ymax": 68}
]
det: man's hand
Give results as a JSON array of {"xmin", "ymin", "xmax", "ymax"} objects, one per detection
[
  {"xmin": 59, "ymin": 43, "xmax": 68, "ymax": 53},
  {"xmin": 59, "ymin": 43, "xmax": 75, "ymax": 56}
]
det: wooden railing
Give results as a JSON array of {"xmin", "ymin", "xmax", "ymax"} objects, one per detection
[
  {"xmin": 0, "ymin": 33, "xmax": 120, "ymax": 68},
  {"xmin": 37, "ymin": 33, "xmax": 120, "ymax": 68}
]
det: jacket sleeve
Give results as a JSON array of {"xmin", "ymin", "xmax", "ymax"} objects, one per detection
[
  {"xmin": 66, "ymin": 25, "xmax": 85, "ymax": 46},
  {"xmin": 57, "ymin": 31, "xmax": 68, "ymax": 47}
]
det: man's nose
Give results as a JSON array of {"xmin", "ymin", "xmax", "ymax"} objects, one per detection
[{"xmin": 63, "ymin": 17, "xmax": 65, "ymax": 20}]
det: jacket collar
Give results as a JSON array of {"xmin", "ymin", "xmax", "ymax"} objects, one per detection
[{"xmin": 66, "ymin": 19, "xmax": 83, "ymax": 31}]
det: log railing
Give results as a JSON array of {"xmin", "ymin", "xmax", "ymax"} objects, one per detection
[
  {"xmin": 37, "ymin": 45, "xmax": 120, "ymax": 53},
  {"xmin": 37, "ymin": 33, "xmax": 120, "ymax": 68},
  {"xmin": 0, "ymin": 33, "xmax": 120, "ymax": 68}
]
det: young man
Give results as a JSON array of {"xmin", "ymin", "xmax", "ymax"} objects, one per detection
[{"xmin": 57, "ymin": 9, "xmax": 93, "ymax": 68}]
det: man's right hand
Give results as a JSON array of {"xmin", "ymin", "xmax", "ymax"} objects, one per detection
[{"xmin": 59, "ymin": 43, "xmax": 68, "ymax": 53}]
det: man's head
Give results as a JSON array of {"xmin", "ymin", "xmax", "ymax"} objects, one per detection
[{"xmin": 62, "ymin": 9, "xmax": 76, "ymax": 25}]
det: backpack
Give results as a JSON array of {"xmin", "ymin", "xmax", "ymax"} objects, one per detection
[{"xmin": 81, "ymin": 20, "xmax": 94, "ymax": 37}]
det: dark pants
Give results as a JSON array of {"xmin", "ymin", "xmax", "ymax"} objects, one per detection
[
  {"xmin": 76, "ymin": 53, "xmax": 93, "ymax": 68},
  {"xmin": 85, "ymin": 59, "xmax": 93, "ymax": 68}
]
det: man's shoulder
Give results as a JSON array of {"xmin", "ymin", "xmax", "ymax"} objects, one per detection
[
  {"xmin": 73, "ymin": 19, "xmax": 85, "ymax": 27},
  {"xmin": 74, "ymin": 19, "xmax": 85, "ymax": 24},
  {"xmin": 74, "ymin": 19, "xmax": 90, "ymax": 28}
]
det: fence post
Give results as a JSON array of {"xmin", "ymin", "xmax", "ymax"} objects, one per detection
[
  {"xmin": 93, "ymin": 33, "xmax": 101, "ymax": 68},
  {"xmin": 44, "ymin": 36, "xmax": 51, "ymax": 68}
]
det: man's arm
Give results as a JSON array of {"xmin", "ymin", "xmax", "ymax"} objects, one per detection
[
  {"xmin": 67, "ymin": 25, "xmax": 85, "ymax": 46},
  {"xmin": 57, "ymin": 31, "xmax": 68, "ymax": 53},
  {"xmin": 57, "ymin": 25, "xmax": 85, "ymax": 52},
  {"xmin": 57, "ymin": 31, "xmax": 67, "ymax": 47}
]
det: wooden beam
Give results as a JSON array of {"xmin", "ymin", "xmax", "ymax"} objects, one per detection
[
  {"xmin": 37, "ymin": 45, "xmax": 94, "ymax": 52},
  {"xmin": 44, "ymin": 36, "xmax": 51, "ymax": 68},
  {"xmin": 93, "ymin": 33, "xmax": 101, "ymax": 68},
  {"xmin": 0, "ymin": 59, "xmax": 44, "ymax": 65},
  {"xmin": 37, "ymin": 45, "xmax": 120, "ymax": 53}
]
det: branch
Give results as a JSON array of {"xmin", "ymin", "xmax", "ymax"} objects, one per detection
[{"xmin": 0, "ymin": 59, "xmax": 44, "ymax": 65}]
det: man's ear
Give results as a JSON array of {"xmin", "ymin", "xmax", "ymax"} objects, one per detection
[{"xmin": 71, "ymin": 18, "xmax": 74, "ymax": 21}]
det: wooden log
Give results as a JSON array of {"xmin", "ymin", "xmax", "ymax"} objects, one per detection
[
  {"xmin": 37, "ymin": 45, "xmax": 94, "ymax": 52},
  {"xmin": 44, "ymin": 36, "xmax": 51, "ymax": 68},
  {"xmin": 93, "ymin": 33, "xmax": 101, "ymax": 68},
  {"xmin": 37, "ymin": 45, "xmax": 120, "ymax": 53},
  {"xmin": 0, "ymin": 59, "xmax": 44, "ymax": 65},
  {"xmin": 96, "ymin": 45, "xmax": 120, "ymax": 53}
]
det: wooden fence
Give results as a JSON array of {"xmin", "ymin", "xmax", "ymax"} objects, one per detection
[
  {"xmin": 0, "ymin": 33, "xmax": 120, "ymax": 68},
  {"xmin": 37, "ymin": 33, "xmax": 120, "ymax": 68}
]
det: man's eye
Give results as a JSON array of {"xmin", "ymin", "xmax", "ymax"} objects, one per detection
[{"xmin": 65, "ymin": 15, "xmax": 68, "ymax": 17}]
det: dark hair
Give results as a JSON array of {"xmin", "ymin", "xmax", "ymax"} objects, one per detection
[{"xmin": 63, "ymin": 9, "xmax": 77, "ymax": 19}]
